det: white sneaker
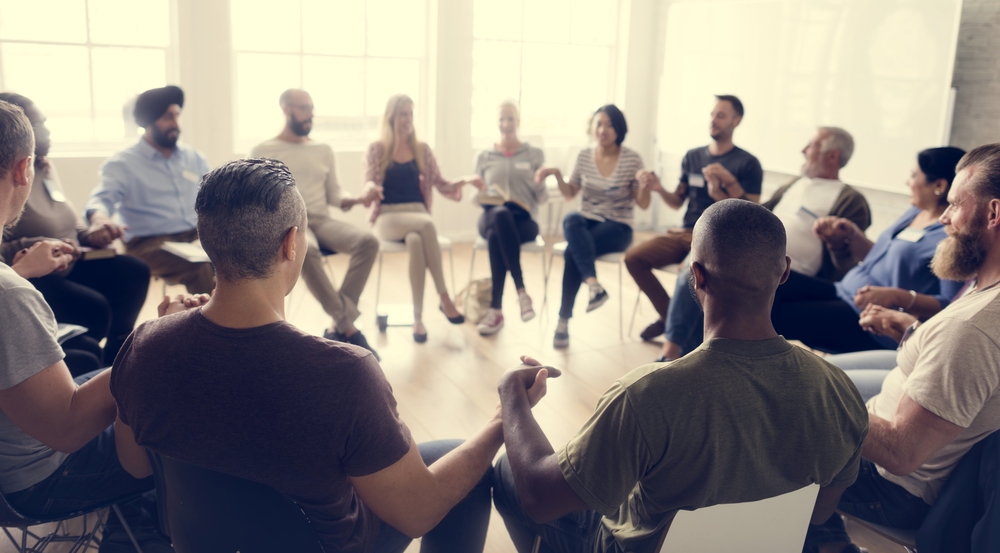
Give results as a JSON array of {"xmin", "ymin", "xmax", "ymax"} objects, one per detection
[
  {"xmin": 519, "ymin": 292, "xmax": 535, "ymax": 322},
  {"xmin": 477, "ymin": 308, "xmax": 505, "ymax": 335}
]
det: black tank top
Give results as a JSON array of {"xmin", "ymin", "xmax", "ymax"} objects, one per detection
[{"xmin": 381, "ymin": 160, "xmax": 424, "ymax": 204}]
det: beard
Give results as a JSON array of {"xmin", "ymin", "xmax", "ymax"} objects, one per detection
[
  {"xmin": 289, "ymin": 116, "xmax": 312, "ymax": 137},
  {"xmin": 4, "ymin": 205, "xmax": 26, "ymax": 230},
  {"xmin": 931, "ymin": 214, "xmax": 990, "ymax": 282},
  {"xmin": 151, "ymin": 125, "xmax": 179, "ymax": 148}
]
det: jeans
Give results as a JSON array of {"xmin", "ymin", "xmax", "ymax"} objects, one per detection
[
  {"xmin": 803, "ymin": 459, "xmax": 930, "ymax": 552},
  {"xmin": 5, "ymin": 373, "xmax": 158, "ymax": 537},
  {"xmin": 479, "ymin": 204, "xmax": 539, "ymax": 309},
  {"xmin": 371, "ymin": 440, "xmax": 494, "ymax": 553},
  {"xmin": 826, "ymin": 350, "xmax": 899, "ymax": 403},
  {"xmin": 559, "ymin": 213, "xmax": 632, "ymax": 319},
  {"xmin": 663, "ymin": 265, "xmax": 703, "ymax": 356},
  {"xmin": 492, "ymin": 454, "xmax": 606, "ymax": 553}
]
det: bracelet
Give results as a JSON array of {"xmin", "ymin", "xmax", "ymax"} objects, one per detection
[{"xmin": 900, "ymin": 290, "xmax": 917, "ymax": 312}]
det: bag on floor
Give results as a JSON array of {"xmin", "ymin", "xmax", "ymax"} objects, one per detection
[{"xmin": 456, "ymin": 278, "xmax": 492, "ymax": 324}]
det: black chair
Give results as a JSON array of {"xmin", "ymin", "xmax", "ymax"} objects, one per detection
[
  {"xmin": 0, "ymin": 490, "xmax": 143, "ymax": 552},
  {"xmin": 147, "ymin": 451, "xmax": 325, "ymax": 553}
]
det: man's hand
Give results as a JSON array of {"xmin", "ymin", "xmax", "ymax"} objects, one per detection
[
  {"xmin": 813, "ymin": 216, "xmax": 859, "ymax": 247},
  {"xmin": 859, "ymin": 304, "xmax": 916, "ymax": 343},
  {"xmin": 854, "ymin": 285, "xmax": 909, "ymax": 311},
  {"xmin": 11, "ymin": 240, "xmax": 76, "ymax": 278},
  {"xmin": 361, "ymin": 185, "xmax": 384, "ymax": 207},
  {"xmin": 498, "ymin": 356, "xmax": 561, "ymax": 409},
  {"xmin": 702, "ymin": 163, "xmax": 736, "ymax": 186},
  {"xmin": 635, "ymin": 170, "xmax": 663, "ymax": 192},
  {"xmin": 703, "ymin": 164, "xmax": 745, "ymax": 200},
  {"xmin": 84, "ymin": 221, "xmax": 126, "ymax": 248},
  {"xmin": 157, "ymin": 293, "xmax": 211, "ymax": 317}
]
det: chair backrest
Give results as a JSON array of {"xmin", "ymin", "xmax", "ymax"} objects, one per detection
[
  {"xmin": 658, "ymin": 485, "xmax": 820, "ymax": 552},
  {"xmin": 148, "ymin": 451, "xmax": 325, "ymax": 553}
]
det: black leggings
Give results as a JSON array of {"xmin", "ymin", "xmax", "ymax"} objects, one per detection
[
  {"xmin": 478, "ymin": 204, "xmax": 539, "ymax": 310},
  {"xmin": 771, "ymin": 270, "xmax": 888, "ymax": 353},
  {"xmin": 31, "ymin": 255, "xmax": 150, "ymax": 365}
]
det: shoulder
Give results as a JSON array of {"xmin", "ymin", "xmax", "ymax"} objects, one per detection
[
  {"xmin": 250, "ymin": 138, "xmax": 280, "ymax": 157},
  {"xmin": 420, "ymin": 142, "xmax": 436, "ymax": 158},
  {"xmin": 0, "ymin": 265, "xmax": 40, "ymax": 298},
  {"xmin": 732, "ymin": 147, "xmax": 762, "ymax": 166},
  {"xmin": 366, "ymin": 141, "xmax": 385, "ymax": 156},
  {"xmin": 179, "ymin": 143, "xmax": 209, "ymax": 164},
  {"xmin": 685, "ymin": 146, "xmax": 708, "ymax": 159},
  {"xmin": 620, "ymin": 146, "xmax": 643, "ymax": 164}
]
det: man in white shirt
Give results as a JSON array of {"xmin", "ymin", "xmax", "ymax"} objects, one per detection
[
  {"xmin": 252, "ymin": 89, "xmax": 381, "ymax": 358},
  {"xmin": 807, "ymin": 143, "xmax": 1000, "ymax": 553}
]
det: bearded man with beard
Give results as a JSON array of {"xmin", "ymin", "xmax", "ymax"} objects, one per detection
[
  {"xmin": 84, "ymin": 85, "xmax": 214, "ymax": 294},
  {"xmin": 251, "ymin": 89, "xmax": 381, "ymax": 359},
  {"xmin": 805, "ymin": 143, "xmax": 1000, "ymax": 553}
]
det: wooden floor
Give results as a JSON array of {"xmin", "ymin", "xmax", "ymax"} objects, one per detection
[{"xmin": 132, "ymin": 234, "xmax": 900, "ymax": 553}]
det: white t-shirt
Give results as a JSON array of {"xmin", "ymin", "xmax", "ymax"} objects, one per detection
[
  {"xmin": 869, "ymin": 285, "xmax": 1000, "ymax": 504},
  {"xmin": 771, "ymin": 177, "xmax": 846, "ymax": 276},
  {"xmin": 251, "ymin": 139, "xmax": 343, "ymax": 217}
]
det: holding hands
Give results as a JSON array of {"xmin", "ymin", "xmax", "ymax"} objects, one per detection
[
  {"xmin": 859, "ymin": 304, "xmax": 917, "ymax": 344},
  {"xmin": 157, "ymin": 292, "xmax": 212, "ymax": 317},
  {"xmin": 359, "ymin": 184, "xmax": 384, "ymax": 207},
  {"xmin": 702, "ymin": 163, "xmax": 744, "ymax": 201},
  {"xmin": 853, "ymin": 285, "xmax": 912, "ymax": 311},
  {"xmin": 534, "ymin": 167, "xmax": 561, "ymax": 185},
  {"xmin": 463, "ymin": 175, "xmax": 487, "ymax": 191},
  {"xmin": 635, "ymin": 170, "xmax": 663, "ymax": 192},
  {"xmin": 498, "ymin": 355, "xmax": 562, "ymax": 409},
  {"xmin": 813, "ymin": 216, "xmax": 861, "ymax": 247},
  {"xmin": 11, "ymin": 240, "xmax": 77, "ymax": 278},
  {"xmin": 84, "ymin": 220, "xmax": 126, "ymax": 248}
]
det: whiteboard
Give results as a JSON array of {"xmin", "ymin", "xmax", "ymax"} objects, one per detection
[{"xmin": 656, "ymin": 0, "xmax": 964, "ymax": 192}]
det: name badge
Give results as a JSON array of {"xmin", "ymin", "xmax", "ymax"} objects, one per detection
[
  {"xmin": 514, "ymin": 161, "xmax": 531, "ymax": 171},
  {"xmin": 688, "ymin": 174, "xmax": 705, "ymax": 188},
  {"xmin": 181, "ymin": 169, "xmax": 201, "ymax": 184},
  {"xmin": 797, "ymin": 205, "xmax": 819, "ymax": 222},
  {"xmin": 896, "ymin": 228, "xmax": 926, "ymax": 243},
  {"xmin": 43, "ymin": 179, "xmax": 66, "ymax": 202}
]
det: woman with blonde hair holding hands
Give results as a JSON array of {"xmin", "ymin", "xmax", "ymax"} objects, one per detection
[{"xmin": 364, "ymin": 94, "xmax": 484, "ymax": 342}]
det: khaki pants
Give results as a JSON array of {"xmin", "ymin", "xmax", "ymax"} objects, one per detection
[
  {"xmin": 375, "ymin": 203, "xmax": 448, "ymax": 315},
  {"xmin": 623, "ymin": 229, "xmax": 692, "ymax": 318},
  {"xmin": 302, "ymin": 214, "xmax": 379, "ymax": 333},
  {"xmin": 126, "ymin": 229, "xmax": 215, "ymax": 295}
]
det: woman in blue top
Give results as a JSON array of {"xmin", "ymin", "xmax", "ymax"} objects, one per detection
[{"xmin": 771, "ymin": 146, "xmax": 967, "ymax": 353}]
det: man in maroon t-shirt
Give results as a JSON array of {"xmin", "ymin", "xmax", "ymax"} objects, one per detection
[{"xmin": 110, "ymin": 158, "xmax": 558, "ymax": 552}]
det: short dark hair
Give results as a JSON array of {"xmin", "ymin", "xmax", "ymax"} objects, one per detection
[
  {"xmin": 715, "ymin": 95, "xmax": 744, "ymax": 118},
  {"xmin": 195, "ymin": 158, "xmax": 306, "ymax": 281},
  {"xmin": 593, "ymin": 104, "xmax": 628, "ymax": 145},
  {"xmin": 917, "ymin": 146, "xmax": 966, "ymax": 206},
  {"xmin": 0, "ymin": 100, "xmax": 34, "ymax": 179},
  {"xmin": 692, "ymin": 199, "xmax": 787, "ymax": 303},
  {"xmin": 955, "ymin": 144, "xmax": 1000, "ymax": 205}
]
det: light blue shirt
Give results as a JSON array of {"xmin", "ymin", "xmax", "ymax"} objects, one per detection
[{"xmin": 84, "ymin": 139, "xmax": 210, "ymax": 242}]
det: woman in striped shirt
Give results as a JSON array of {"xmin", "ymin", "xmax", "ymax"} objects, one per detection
[{"xmin": 535, "ymin": 105, "xmax": 652, "ymax": 348}]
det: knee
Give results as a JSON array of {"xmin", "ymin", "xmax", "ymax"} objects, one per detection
[
  {"xmin": 404, "ymin": 232, "xmax": 424, "ymax": 249},
  {"xmin": 562, "ymin": 212, "xmax": 585, "ymax": 232},
  {"xmin": 623, "ymin": 247, "xmax": 647, "ymax": 273},
  {"xmin": 360, "ymin": 233, "xmax": 380, "ymax": 255}
]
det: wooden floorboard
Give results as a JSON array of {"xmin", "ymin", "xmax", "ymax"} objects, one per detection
[{"xmin": 129, "ymin": 234, "xmax": 900, "ymax": 553}]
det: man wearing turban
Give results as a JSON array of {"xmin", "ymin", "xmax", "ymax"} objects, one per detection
[{"xmin": 84, "ymin": 85, "xmax": 214, "ymax": 294}]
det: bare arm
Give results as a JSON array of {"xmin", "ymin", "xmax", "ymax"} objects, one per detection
[
  {"xmin": 0, "ymin": 365, "xmax": 115, "ymax": 454},
  {"xmin": 535, "ymin": 167, "xmax": 577, "ymax": 201},
  {"xmin": 863, "ymin": 392, "xmax": 964, "ymax": 476},
  {"xmin": 811, "ymin": 486, "xmax": 846, "ymax": 525},
  {"xmin": 853, "ymin": 286, "xmax": 943, "ymax": 320},
  {"xmin": 114, "ymin": 415, "xmax": 152, "ymax": 478}
]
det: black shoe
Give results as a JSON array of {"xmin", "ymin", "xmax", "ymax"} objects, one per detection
[
  {"xmin": 440, "ymin": 305, "xmax": 465, "ymax": 324},
  {"xmin": 414, "ymin": 332, "xmax": 428, "ymax": 343},
  {"xmin": 640, "ymin": 320, "xmax": 666, "ymax": 341},
  {"xmin": 346, "ymin": 331, "xmax": 380, "ymax": 362},
  {"xmin": 323, "ymin": 328, "xmax": 345, "ymax": 341},
  {"xmin": 586, "ymin": 287, "xmax": 608, "ymax": 313}
]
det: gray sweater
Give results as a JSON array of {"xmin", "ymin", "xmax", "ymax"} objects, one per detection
[{"xmin": 474, "ymin": 143, "xmax": 547, "ymax": 217}]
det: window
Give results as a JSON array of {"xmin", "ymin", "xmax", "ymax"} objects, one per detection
[
  {"xmin": 0, "ymin": 0, "xmax": 175, "ymax": 153},
  {"xmin": 471, "ymin": 0, "xmax": 620, "ymax": 148},
  {"xmin": 231, "ymin": 0, "xmax": 428, "ymax": 153}
]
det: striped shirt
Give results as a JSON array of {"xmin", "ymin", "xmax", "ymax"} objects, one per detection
[{"xmin": 568, "ymin": 146, "xmax": 644, "ymax": 227}]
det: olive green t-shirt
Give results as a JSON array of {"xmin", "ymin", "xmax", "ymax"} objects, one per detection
[{"xmin": 558, "ymin": 337, "xmax": 868, "ymax": 553}]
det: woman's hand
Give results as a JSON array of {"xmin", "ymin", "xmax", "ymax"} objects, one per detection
[
  {"xmin": 360, "ymin": 185, "xmax": 384, "ymax": 207},
  {"xmin": 813, "ymin": 217, "xmax": 859, "ymax": 247},
  {"xmin": 853, "ymin": 285, "xmax": 910, "ymax": 311},
  {"xmin": 534, "ymin": 167, "xmax": 560, "ymax": 184},
  {"xmin": 157, "ymin": 293, "xmax": 212, "ymax": 317},
  {"xmin": 463, "ymin": 175, "xmax": 486, "ymax": 191},
  {"xmin": 859, "ymin": 304, "xmax": 915, "ymax": 343},
  {"xmin": 636, "ymin": 170, "xmax": 663, "ymax": 192}
]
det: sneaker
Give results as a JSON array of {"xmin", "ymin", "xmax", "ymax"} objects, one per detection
[
  {"xmin": 478, "ymin": 308, "xmax": 505, "ymax": 335},
  {"xmin": 553, "ymin": 318, "xmax": 569, "ymax": 348},
  {"xmin": 654, "ymin": 356, "xmax": 674, "ymax": 363},
  {"xmin": 323, "ymin": 329, "xmax": 345, "ymax": 342},
  {"xmin": 518, "ymin": 292, "xmax": 535, "ymax": 322},
  {"xmin": 640, "ymin": 319, "xmax": 666, "ymax": 341},
  {"xmin": 346, "ymin": 331, "xmax": 381, "ymax": 362},
  {"xmin": 586, "ymin": 285, "xmax": 608, "ymax": 313}
]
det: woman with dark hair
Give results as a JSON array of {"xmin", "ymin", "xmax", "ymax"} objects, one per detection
[
  {"xmin": 768, "ymin": 146, "xmax": 968, "ymax": 353},
  {"xmin": 0, "ymin": 93, "xmax": 150, "ymax": 372},
  {"xmin": 535, "ymin": 104, "xmax": 651, "ymax": 348}
]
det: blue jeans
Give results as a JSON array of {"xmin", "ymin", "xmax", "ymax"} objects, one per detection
[
  {"xmin": 372, "ymin": 440, "xmax": 494, "ymax": 553},
  {"xmin": 560, "ymin": 213, "xmax": 633, "ymax": 319},
  {"xmin": 803, "ymin": 459, "xmax": 931, "ymax": 552},
  {"xmin": 664, "ymin": 265, "xmax": 704, "ymax": 355},
  {"xmin": 492, "ymin": 454, "xmax": 606, "ymax": 553},
  {"xmin": 826, "ymin": 351, "xmax": 898, "ymax": 403}
]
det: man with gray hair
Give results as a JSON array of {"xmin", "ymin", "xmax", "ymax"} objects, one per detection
[
  {"xmin": 110, "ymin": 158, "xmax": 521, "ymax": 553},
  {"xmin": 656, "ymin": 126, "xmax": 871, "ymax": 362},
  {"xmin": 0, "ymin": 100, "xmax": 171, "ymax": 552},
  {"xmin": 252, "ymin": 89, "xmax": 381, "ymax": 358},
  {"xmin": 494, "ymin": 199, "xmax": 868, "ymax": 553}
]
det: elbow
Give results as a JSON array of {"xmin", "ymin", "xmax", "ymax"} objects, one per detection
[
  {"xmin": 122, "ymin": 462, "xmax": 152, "ymax": 480},
  {"xmin": 879, "ymin": 454, "xmax": 921, "ymax": 477},
  {"xmin": 520, "ymin": 490, "xmax": 560, "ymax": 524},
  {"xmin": 48, "ymin": 435, "xmax": 89, "ymax": 455}
]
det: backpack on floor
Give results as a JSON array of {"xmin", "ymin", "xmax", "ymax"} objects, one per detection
[{"xmin": 456, "ymin": 278, "xmax": 492, "ymax": 324}]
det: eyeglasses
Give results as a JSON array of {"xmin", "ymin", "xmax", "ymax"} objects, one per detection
[{"xmin": 292, "ymin": 104, "xmax": 314, "ymax": 113}]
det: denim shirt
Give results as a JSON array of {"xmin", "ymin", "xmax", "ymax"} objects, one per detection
[{"xmin": 85, "ymin": 139, "xmax": 210, "ymax": 242}]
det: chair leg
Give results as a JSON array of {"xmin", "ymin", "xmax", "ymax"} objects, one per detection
[
  {"xmin": 539, "ymin": 250, "xmax": 548, "ymax": 318},
  {"xmin": 618, "ymin": 262, "xmax": 623, "ymax": 341},
  {"xmin": 466, "ymin": 247, "xmax": 477, "ymax": 315},
  {"xmin": 448, "ymin": 249, "xmax": 456, "ymax": 298},
  {"xmin": 110, "ymin": 504, "xmax": 144, "ymax": 553},
  {"xmin": 531, "ymin": 535, "xmax": 542, "ymax": 553},
  {"xmin": 374, "ymin": 251, "xmax": 384, "ymax": 312},
  {"xmin": 628, "ymin": 288, "xmax": 642, "ymax": 336}
]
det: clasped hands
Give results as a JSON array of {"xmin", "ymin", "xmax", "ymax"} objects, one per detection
[
  {"xmin": 11, "ymin": 240, "xmax": 78, "ymax": 279},
  {"xmin": 495, "ymin": 355, "xmax": 563, "ymax": 417}
]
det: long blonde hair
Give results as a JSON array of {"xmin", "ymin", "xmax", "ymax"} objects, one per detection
[{"xmin": 378, "ymin": 94, "xmax": 425, "ymax": 179}]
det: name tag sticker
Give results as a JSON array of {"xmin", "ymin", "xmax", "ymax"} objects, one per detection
[
  {"xmin": 43, "ymin": 179, "xmax": 66, "ymax": 202},
  {"xmin": 798, "ymin": 205, "xmax": 819, "ymax": 222},
  {"xmin": 896, "ymin": 228, "xmax": 926, "ymax": 243},
  {"xmin": 514, "ymin": 161, "xmax": 531, "ymax": 171},
  {"xmin": 182, "ymin": 170, "xmax": 201, "ymax": 183},
  {"xmin": 688, "ymin": 174, "xmax": 705, "ymax": 188}
]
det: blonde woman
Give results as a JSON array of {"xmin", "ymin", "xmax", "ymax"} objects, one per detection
[{"xmin": 364, "ymin": 94, "xmax": 484, "ymax": 342}]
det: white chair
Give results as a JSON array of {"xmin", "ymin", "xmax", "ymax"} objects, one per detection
[
  {"xmin": 627, "ymin": 263, "xmax": 682, "ymax": 337},
  {"xmin": 657, "ymin": 484, "xmax": 821, "ymax": 552},
  {"xmin": 373, "ymin": 236, "xmax": 456, "ymax": 332},
  {"xmin": 465, "ymin": 235, "xmax": 548, "ymax": 315},
  {"xmin": 545, "ymin": 241, "xmax": 627, "ymax": 340},
  {"xmin": 839, "ymin": 511, "xmax": 917, "ymax": 553}
]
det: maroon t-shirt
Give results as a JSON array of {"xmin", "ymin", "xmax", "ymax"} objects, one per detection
[{"xmin": 110, "ymin": 309, "xmax": 411, "ymax": 553}]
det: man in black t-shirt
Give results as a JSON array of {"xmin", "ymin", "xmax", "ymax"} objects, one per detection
[{"xmin": 624, "ymin": 95, "xmax": 763, "ymax": 341}]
